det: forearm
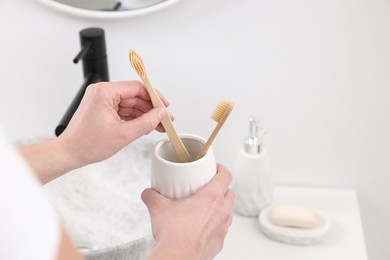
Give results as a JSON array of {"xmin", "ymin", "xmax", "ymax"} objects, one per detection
[
  {"xmin": 19, "ymin": 139, "xmax": 82, "ymax": 184},
  {"xmin": 147, "ymin": 244, "xmax": 198, "ymax": 260}
]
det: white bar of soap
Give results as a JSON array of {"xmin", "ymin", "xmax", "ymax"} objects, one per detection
[{"xmin": 269, "ymin": 205, "xmax": 319, "ymax": 229}]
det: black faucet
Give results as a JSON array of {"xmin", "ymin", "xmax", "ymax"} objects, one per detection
[{"xmin": 55, "ymin": 28, "xmax": 109, "ymax": 137}]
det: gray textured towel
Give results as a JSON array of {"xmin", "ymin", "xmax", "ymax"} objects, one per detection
[
  {"xmin": 84, "ymin": 236, "xmax": 156, "ymax": 260},
  {"xmin": 40, "ymin": 137, "xmax": 159, "ymax": 259}
]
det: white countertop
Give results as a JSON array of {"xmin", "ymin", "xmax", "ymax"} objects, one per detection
[{"xmin": 216, "ymin": 186, "xmax": 368, "ymax": 260}]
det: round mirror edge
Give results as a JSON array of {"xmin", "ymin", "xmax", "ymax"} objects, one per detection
[{"xmin": 35, "ymin": 0, "xmax": 185, "ymax": 20}]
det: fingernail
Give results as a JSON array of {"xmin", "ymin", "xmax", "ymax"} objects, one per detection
[{"xmin": 157, "ymin": 107, "xmax": 167, "ymax": 120}]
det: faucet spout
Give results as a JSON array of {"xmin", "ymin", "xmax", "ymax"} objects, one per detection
[
  {"xmin": 55, "ymin": 74, "xmax": 101, "ymax": 137},
  {"xmin": 55, "ymin": 28, "xmax": 109, "ymax": 137}
]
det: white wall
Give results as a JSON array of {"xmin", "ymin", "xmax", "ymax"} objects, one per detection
[{"xmin": 1, "ymin": 0, "xmax": 389, "ymax": 259}]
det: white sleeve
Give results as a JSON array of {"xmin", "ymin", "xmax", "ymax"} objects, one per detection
[{"xmin": 0, "ymin": 127, "xmax": 60, "ymax": 260}]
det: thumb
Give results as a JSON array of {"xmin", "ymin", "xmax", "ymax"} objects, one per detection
[
  {"xmin": 141, "ymin": 188, "xmax": 167, "ymax": 211},
  {"xmin": 122, "ymin": 107, "xmax": 166, "ymax": 140}
]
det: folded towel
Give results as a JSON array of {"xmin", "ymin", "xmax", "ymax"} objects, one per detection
[
  {"xmin": 42, "ymin": 137, "xmax": 158, "ymax": 253},
  {"xmin": 84, "ymin": 235, "xmax": 155, "ymax": 260}
]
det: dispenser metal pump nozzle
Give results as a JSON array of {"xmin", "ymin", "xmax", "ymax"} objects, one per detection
[{"xmin": 244, "ymin": 118, "xmax": 264, "ymax": 155}]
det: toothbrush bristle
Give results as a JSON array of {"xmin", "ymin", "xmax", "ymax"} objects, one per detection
[
  {"xmin": 129, "ymin": 50, "xmax": 145, "ymax": 77},
  {"xmin": 212, "ymin": 100, "xmax": 232, "ymax": 122}
]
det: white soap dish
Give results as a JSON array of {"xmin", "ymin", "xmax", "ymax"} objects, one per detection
[{"xmin": 258, "ymin": 206, "xmax": 332, "ymax": 245}]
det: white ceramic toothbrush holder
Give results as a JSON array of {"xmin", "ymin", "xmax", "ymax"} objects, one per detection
[{"xmin": 151, "ymin": 134, "xmax": 217, "ymax": 200}]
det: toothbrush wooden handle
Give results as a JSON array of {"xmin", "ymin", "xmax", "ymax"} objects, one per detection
[
  {"xmin": 196, "ymin": 102, "xmax": 234, "ymax": 160},
  {"xmin": 143, "ymin": 78, "xmax": 192, "ymax": 163},
  {"xmin": 195, "ymin": 122, "xmax": 222, "ymax": 160},
  {"xmin": 160, "ymin": 115, "xmax": 192, "ymax": 163}
]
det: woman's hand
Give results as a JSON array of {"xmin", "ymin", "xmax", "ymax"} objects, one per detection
[
  {"xmin": 142, "ymin": 164, "xmax": 234, "ymax": 260},
  {"xmin": 57, "ymin": 80, "xmax": 168, "ymax": 168},
  {"xmin": 20, "ymin": 81, "xmax": 169, "ymax": 183}
]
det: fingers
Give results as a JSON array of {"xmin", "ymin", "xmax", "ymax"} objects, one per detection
[
  {"xmin": 153, "ymin": 88, "xmax": 170, "ymax": 107},
  {"xmin": 91, "ymin": 81, "xmax": 173, "ymax": 137},
  {"xmin": 224, "ymin": 189, "xmax": 235, "ymax": 208},
  {"xmin": 141, "ymin": 187, "xmax": 169, "ymax": 211},
  {"xmin": 121, "ymin": 107, "xmax": 167, "ymax": 140},
  {"xmin": 112, "ymin": 82, "xmax": 172, "ymax": 135},
  {"xmin": 89, "ymin": 81, "xmax": 147, "ymax": 101},
  {"xmin": 89, "ymin": 81, "xmax": 170, "ymax": 109},
  {"xmin": 119, "ymin": 104, "xmax": 175, "ymax": 133},
  {"xmin": 118, "ymin": 101, "xmax": 175, "ymax": 123},
  {"xmin": 141, "ymin": 188, "xmax": 157, "ymax": 207},
  {"xmin": 102, "ymin": 81, "xmax": 170, "ymax": 107},
  {"xmin": 203, "ymin": 164, "xmax": 233, "ymax": 196},
  {"xmin": 118, "ymin": 98, "xmax": 153, "ymax": 115}
]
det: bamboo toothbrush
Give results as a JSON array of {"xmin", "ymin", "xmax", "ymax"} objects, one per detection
[
  {"xmin": 129, "ymin": 50, "xmax": 192, "ymax": 163},
  {"xmin": 196, "ymin": 100, "xmax": 234, "ymax": 160}
]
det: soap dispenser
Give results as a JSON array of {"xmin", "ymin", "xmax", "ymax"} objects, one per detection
[{"xmin": 232, "ymin": 117, "xmax": 273, "ymax": 217}]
